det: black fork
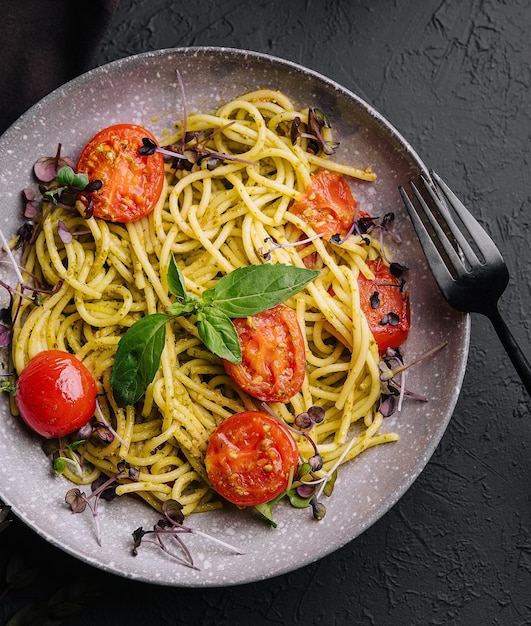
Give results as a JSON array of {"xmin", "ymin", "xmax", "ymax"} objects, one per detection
[{"xmin": 399, "ymin": 170, "xmax": 531, "ymax": 396}]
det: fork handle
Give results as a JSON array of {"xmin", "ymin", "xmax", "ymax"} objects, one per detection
[{"xmin": 488, "ymin": 307, "xmax": 531, "ymax": 396}]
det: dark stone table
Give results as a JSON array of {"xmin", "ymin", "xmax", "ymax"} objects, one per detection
[{"xmin": 1, "ymin": 1, "xmax": 530, "ymax": 624}]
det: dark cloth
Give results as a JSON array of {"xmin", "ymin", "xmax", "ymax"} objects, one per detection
[{"xmin": 0, "ymin": 0, "xmax": 119, "ymax": 134}]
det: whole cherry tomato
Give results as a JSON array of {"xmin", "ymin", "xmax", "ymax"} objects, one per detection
[
  {"xmin": 290, "ymin": 170, "xmax": 359, "ymax": 238},
  {"xmin": 205, "ymin": 411, "xmax": 299, "ymax": 507},
  {"xmin": 16, "ymin": 350, "xmax": 97, "ymax": 438},
  {"xmin": 223, "ymin": 304, "xmax": 306, "ymax": 402},
  {"xmin": 76, "ymin": 123, "xmax": 164, "ymax": 223},
  {"xmin": 357, "ymin": 259, "xmax": 410, "ymax": 353}
]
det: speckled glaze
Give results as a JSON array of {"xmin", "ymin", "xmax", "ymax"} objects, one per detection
[{"xmin": 0, "ymin": 48, "xmax": 468, "ymax": 587}]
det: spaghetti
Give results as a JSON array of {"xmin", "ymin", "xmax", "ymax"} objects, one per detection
[{"xmin": 11, "ymin": 89, "xmax": 399, "ymax": 516}]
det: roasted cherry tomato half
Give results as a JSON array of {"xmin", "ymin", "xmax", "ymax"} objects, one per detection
[
  {"xmin": 223, "ymin": 304, "xmax": 306, "ymax": 402},
  {"xmin": 290, "ymin": 170, "xmax": 359, "ymax": 238},
  {"xmin": 205, "ymin": 410, "xmax": 299, "ymax": 507},
  {"xmin": 357, "ymin": 259, "xmax": 410, "ymax": 353},
  {"xmin": 16, "ymin": 350, "xmax": 97, "ymax": 438},
  {"xmin": 76, "ymin": 123, "xmax": 164, "ymax": 223}
]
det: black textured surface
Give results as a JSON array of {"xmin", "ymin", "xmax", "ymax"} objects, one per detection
[{"xmin": 1, "ymin": 1, "xmax": 530, "ymax": 624}]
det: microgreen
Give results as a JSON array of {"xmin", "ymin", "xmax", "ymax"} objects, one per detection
[
  {"xmin": 256, "ymin": 403, "xmax": 333, "ymax": 525},
  {"xmin": 290, "ymin": 107, "xmax": 339, "ymax": 156},
  {"xmin": 32, "ymin": 143, "xmax": 75, "ymax": 183},
  {"xmin": 110, "ymin": 260, "xmax": 318, "ymax": 407},
  {"xmin": 40, "ymin": 165, "xmax": 102, "ymax": 217},
  {"xmin": 138, "ymin": 131, "xmax": 255, "ymax": 170},
  {"xmin": 378, "ymin": 341, "xmax": 448, "ymax": 415},
  {"xmin": 131, "ymin": 499, "xmax": 244, "ymax": 569},
  {"xmin": 65, "ymin": 460, "xmax": 138, "ymax": 546}
]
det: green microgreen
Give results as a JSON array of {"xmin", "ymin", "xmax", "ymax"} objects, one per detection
[
  {"xmin": 40, "ymin": 165, "xmax": 102, "ymax": 218},
  {"xmin": 131, "ymin": 499, "xmax": 244, "ymax": 569},
  {"xmin": 255, "ymin": 403, "xmax": 333, "ymax": 525},
  {"xmin": 110, "ymin": 259, "xmax": 319, "ymax": 407}
]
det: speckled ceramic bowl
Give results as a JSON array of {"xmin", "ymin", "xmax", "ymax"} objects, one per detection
[{"xmin": 0, "ymin": 48, "xmax": 469, "ymax": 587}]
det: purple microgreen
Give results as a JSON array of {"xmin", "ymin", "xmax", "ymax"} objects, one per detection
[
  {"xmin": 290, "ymin": 107, "xmax": 339, "ymax": 156},
  {"xmin": 294, "ymin": 411, "xmax": 313, "ymax": 430},
  {"xmin": 95, "ymin": 397, "xmax": 128, "ymax": 447},
  {"xmin": 260, "ymin": 402, "xmax": 328, "ymax": 518},
  {"xmin": 138, "ymin": 137, "xmax": 188, "ymax": 161},
  {"xmin": 307, "ymin": 405, "xmax": 325, "ymax": 423},
  {"xmin": 296, "ymin": 483, "xmax": 315, "ymax": 499},
  {"xmin": 260, "ymin": 233, "xmax": 326, "ymax": 261},
  {"xmin": 378, "ymin": 341, "xmax": 448, "ymax": 415},
  {"xmin": 379, "ymin": 312, "xmax": 400, "ymax": 327},
  {"xmin": 33, "ymin": 144, "xmax": 76, "ymax": 183},
  {"xmin": 57, "ymin": 220, "xmax": 72, "ymax": 244},
  {"xmin": 390, "ymin": 262, "xmax": 408, "ymax": 278},
  {"xmin": 76, "ymin": 422, "xmax": 93, "ymax": 440},
  {"xmin": 22, "ymin": 188, "xmax": 41, "ymax": 219},
  {"xmin": 308, "ymin": 454, "xmax": 323, "ymax": 471},
  {"xmin": 370, "ymin": 291, "xmax": 381, "ymax": 309},
  {"xmin": 15, "ymin": 222, "xmax": 34, "ymax": 248},
  {"xmin": 0, "ymin": 324, "xmax": 11, "ymax": 347},
  {"xmin": 57, "ymin": 220, "xmax": 91, "ymax": 243},
  {"xmin": 65, "ymin": 488, "xmax": 87, "ymax": 514},
  {"xmin": 132, "ymin": 498, "xmax": 243, "ymax": 568},
  {"xmin": 65, "ymin": 462, "xmax": 136, "ymax": 546},
  {"xmin": 290, "ymin": 116, "xmax": 302, "ymax": 144},
  {"xmin": 92, "ymin": 422, "xmax": 115, "ymax": 444}
]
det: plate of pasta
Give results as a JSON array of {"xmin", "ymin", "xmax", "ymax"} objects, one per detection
[{"xmin": 0, "ymin": 47, "xmax": 469, "ymax": 587}]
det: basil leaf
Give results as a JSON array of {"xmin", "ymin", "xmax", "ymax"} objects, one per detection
[
  {"xmin": 196, "ymin": 307, "xmax": 242, "ymax": 363},
  {"xmin": 110, "ymin": 313, "xmax": 169, "ymax": 407},
  {"xmin": 166, "ymin": 297, "xmax": 200, "ymax": 317},
  {"xmin": 167, "ymin": 254, "xmax": 187, "ymax": 299},
  {"xmin": 203, "ymin": 264, "xmax": 319, "ymax": 318}
]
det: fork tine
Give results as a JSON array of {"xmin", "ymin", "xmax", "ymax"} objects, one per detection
[
  {"xmin": 417, "ymin": 174, "xmax": 479, "ymax": 267},
  {"xmin": 398, "ymin": 184, "xmax": 455, "ymax": 292},
  {"xmin": 429, "ymin": 170, "xmax": 504, "ymax": 263}
]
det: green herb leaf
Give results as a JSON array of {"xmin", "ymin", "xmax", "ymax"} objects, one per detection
[
  {"xmin": 203, "ymin": 264, "xmax": 319, "ymax": 318},
  {"xmin": 286, "ymin": 487, "xmax": 313, "ymax": 509},
  {"xmin": 110, "ymin": 313, "xmax": 169, "ymax": 407},
  {"xmin": 167, "ymin": 254, "xmax": 187, "ymax": 299},
  {"xmin": 196, "ymin": 307, "xmax": 242, "ymax": 363},
  {"xmin": 254, "ymin": 501, "xmax": 278, "ymax": 528},
  {"xmin": 56, "ymin": 165, "xmax": 89, "ymax": 189},
  {"xmin": 56, "ymin": 166, "xmax": 76, "ymax": 186}
]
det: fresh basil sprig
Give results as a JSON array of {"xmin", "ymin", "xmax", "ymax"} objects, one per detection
[{"xmin": 110, "ymin": 258, "xmax": 319, "ymax": 408}]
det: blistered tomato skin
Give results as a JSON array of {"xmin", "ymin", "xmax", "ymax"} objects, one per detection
[
  {"xmin": 15, "ymin": 350, "xmax": 97, "ymax": 438},
  {"xmin": 205, "ymin": 411, "xmax": 299, "ymax": 507}
]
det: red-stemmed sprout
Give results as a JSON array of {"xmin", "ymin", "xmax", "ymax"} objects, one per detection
[
  {"xmin": 378, "ymin": 341, "xmax": 448, "ymax": 415},
  {"xmin": 65, "ymin": 460, "xmax": 139, "ymax": 546},
  {"xmin": 290, "ymin": 108, "xmax": 339, "ymax": 156},
  {"xmin": 259, "ymin": 233, "xmax": 327, "ymax": 261},
  {"xmin": 132, "ymin": 499, "xmax": 244, "ymax": 569},
  {"xmin": 260, "ymin": 402, "xmax": 329, "ymax": 520}
]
